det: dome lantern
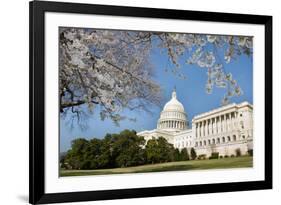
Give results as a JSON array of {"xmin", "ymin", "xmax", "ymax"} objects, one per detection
[{"xmin": 172, "ymin": 89, "xmax": 177, "ymax": 99}]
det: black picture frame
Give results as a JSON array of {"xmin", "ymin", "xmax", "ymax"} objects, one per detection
[{"xmin": 29, "ymin": 1, "xmax": 272, "ymax": 204}]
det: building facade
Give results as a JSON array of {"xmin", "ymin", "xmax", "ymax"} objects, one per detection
[{"xmin": 137, "ymin": 90, "xmax": 253, "ymax": 157}]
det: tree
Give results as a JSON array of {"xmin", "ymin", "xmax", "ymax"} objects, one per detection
[
  {"xmin": 62, "ymin": 130, "xmax": 147, "ymax": 169},
  {"xmin": 156, "ymin": 137, "xmax": 175, "ymax": 163},
  {"xmin": 145, "ymin": 138, "xmax": 160, "ymax": 164},
  {"xmin": 190, "ymin": 148, "xmax": 197, "ymax": 160},
  {"xmin": 96, "ymin": 134, "xmax": 114, "ymax": 168},
  {"xmin": 59, "ymin": 28, "xmax": 162, "ymax": 125},
  {"xmin": 84, "ymin": 138, "xmax": 103, "ymax": 169},
  {"xmin": 64, "ymin": 138, "xmax": 90, "ymax": 169},
  {"xmin": 173, "ymin": 148, "xmax": 181, "ymax": 161},
  {"xmin": 145, "ymin": 137, "xmax": 175, "ymax": 164},
  {"xmin": 180, "ymin": 148, "xmax": 190, "ymax": 161},
  {"xmin": 111, "ymin": 130, "xmax": 146, "ymax": 167},
  {"xmin": 59, "ymin": 28, "xmax": 252, "ymax": 124}
]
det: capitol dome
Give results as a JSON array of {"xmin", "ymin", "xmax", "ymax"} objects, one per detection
[{"xmin": 157, "ymin": 89, "xmax": 189, "ymax": 131}]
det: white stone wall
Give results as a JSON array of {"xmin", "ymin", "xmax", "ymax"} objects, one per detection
[{"xmin": 173, "ymin": 130, "xmax": 193, "ymax": 150}]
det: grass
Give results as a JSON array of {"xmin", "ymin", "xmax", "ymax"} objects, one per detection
[{"xmin": 60, "ymin": 156, "xmax": 253, "ymax": 177}]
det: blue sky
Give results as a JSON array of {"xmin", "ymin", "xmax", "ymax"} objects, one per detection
[{"xmin": 60, "ymin": 36, "xmax": 253, "ymax": 152}]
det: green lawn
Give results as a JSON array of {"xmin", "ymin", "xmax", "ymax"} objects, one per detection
[{"xmin": 60, "ymin": 156, "xmax": 253, "ymax": 177}]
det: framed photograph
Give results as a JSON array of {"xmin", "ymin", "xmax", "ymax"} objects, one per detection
[{"xmin": 29, "ymin": 0, "xmax": 272, "ymax": 204}]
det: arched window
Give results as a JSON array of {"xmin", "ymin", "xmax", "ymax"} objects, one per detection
[
  {"xmin": 233, "ymin": 135, "xmax": 237, "ymax": 141},
  {"xmin": 199, "ymin": 141, "xmax": 202, "ymax": 146},
  {"xmin": 195, "ymin": 142, "xmax": 198, "ymax": 147},
  {"xmin": 227, "ymin": 136, "xmax": 231, "ymax": 142},
  {"xmin": 204, "ymin": 140, "xmax": 206, "ymax": 146},
  {"xmin": 242, "ymin": 135, "xmax": 245, "ymax": 139},
  {"xmin": 208, "ymin": 139, "xmax": 211, "ymax": 145},
  {"xmin": 222, "ymin": 137, "xmax": 226, "ymax": 143},
  {"xmin": 217, "ymin": 138, "xmax": 220, "ymax": 144},
  {"xmin": 212, "ymin": 139, "xmax": 215, "ymax": 144}
]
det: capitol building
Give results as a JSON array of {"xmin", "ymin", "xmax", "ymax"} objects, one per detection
[{"xmin": 137, "ymin": 89, "xmax": 253, "ymax": 157}]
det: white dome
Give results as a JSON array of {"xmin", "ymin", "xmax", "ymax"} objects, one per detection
[
  {"xmin": 163, "ymin": 90, "xmax": 185, "ymax": 112},
  {"xmin": 157, "ymin": 90, "xmax": 189, "ymax": 131}
]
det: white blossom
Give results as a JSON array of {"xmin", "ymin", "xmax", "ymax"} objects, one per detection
[{"xmin": 59, "ymin": 28, "xmax": 252, "ymax": 124}]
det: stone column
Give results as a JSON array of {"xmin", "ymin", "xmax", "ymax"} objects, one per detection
[
  {"xmin": 196, "ymin": 123, "xmax": 199, "ymax": 138},
  {"xmin": 221, "ymin": 115, "xmax": 224, "ymax": 133},
  {"xmin": 221, "ymin": 115, "xmax": 223, "ymax": 133},
  {"xmin": 217, "ymin": 117, "xmax": 219, "ymax": 133},
  {"xmin": 226, "ymin": 113, "xmax": 229, "ymax": 131},
  {"xmin": 195, "ymin": 123, "xmax": 197, "ymax": 137},
  {"xmin": 204, "ymin": 121, "xmax": 206, "ymax": 137},
  {"xmin": 224, "ymin": 114, "xmax": 227, "ymax": 132},
  {"xmin": 212, "ymin": 118, "xmax": 213, "ymax": 134},
  {"xmin": 231, "ymin": 112, "xmax": 234, "ymax": 131},
  {"xmin": 197, "ymin": 122, "xmax": 200, "ymax": 137},
  {"xmin": 214, "ymin": 118, "xmax": 216, "ymax": 134},
  {"xmin": 210, "ymin": 119, "xmax": 213, "ymax": 135},
  {"xmin": 207, "ymin": 120, "xmax": 210, "ymax": 135},
  {"xmin": 218, "ymin": 115, "xmax": 222, "ymax": 133},
  {"xmin": 228, "ymin": 114, "xmax": 230, "ymax": 131},
  {"xmin": 198, "ymin": 122, "xmax": 201, "ymax": 137},
  {"xmin": 202, "ymin": 121, "xmax": 205, "ymax": 137},
  {"xmin": 234, "ymin": 112, "xmax": 238, "ymax": 130},
  {"xmin": 217, "ymin": 117, "xmax": 219, "ymax": 134},
  {"xmin": 201, "ymin": 121, "xmax": 204, "ymax": 137},
  {"xmin": 205, "ymin": 120, "xmax": 208, "ymax": 136},
  {"xmin": 230, "ymin": 113, "xmax": 232, "ymax": 131},
  {"xmin": 205, "ymin": 121, "xmax": 207, "ymax": 136},
  {"xmin": 208, "ymin": 119, "xmax": 211, "ymax": 135},
  {"xmin": 205, "ymin": 120, "xmax": 209, "ymax": 136},
  {"xmin": 195, "ymin": 123, "xmax": 198, "ymax": 138}
]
